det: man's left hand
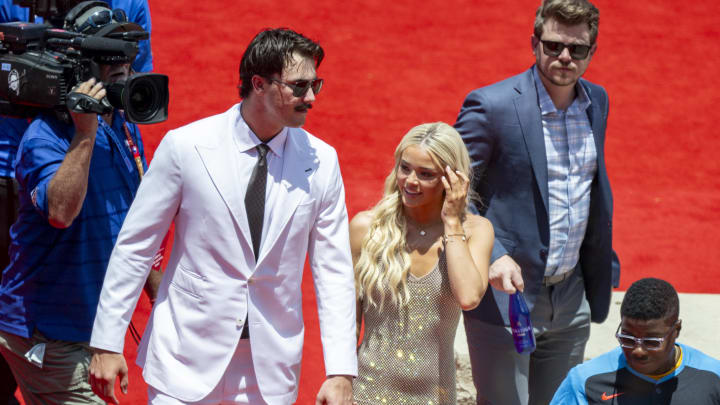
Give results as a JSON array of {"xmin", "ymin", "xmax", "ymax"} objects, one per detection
[
  {"xmin": 315, "ymin": 375, "xmax": 354, "ymax": 405},
  {"xmin": 88, "ymin": 348, "xmax": 128, "ymax": 404}
]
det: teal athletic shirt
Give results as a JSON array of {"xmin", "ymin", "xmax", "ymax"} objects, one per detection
[{"xmin": 551, "ymin": 343, "xmax": 720, "ymax": 404}]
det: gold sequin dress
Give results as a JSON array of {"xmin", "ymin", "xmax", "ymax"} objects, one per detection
[{"xmin": 354, "ymin": 254, "xmax": 460, "ymax": 404}]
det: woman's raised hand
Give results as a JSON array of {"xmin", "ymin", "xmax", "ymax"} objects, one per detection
[{"xmin": 440, "ymin": 165, "xmax": 469, "ymax": 225}]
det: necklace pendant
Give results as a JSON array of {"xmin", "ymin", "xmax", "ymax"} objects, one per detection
[{"xmin": 419, "ymin": 230, "xmax": 426, "ymax": 236}]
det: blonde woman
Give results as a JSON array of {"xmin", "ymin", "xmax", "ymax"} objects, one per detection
[{"xmin": 351, "ymin": 122, "xmax": 493, "ymax": 404}]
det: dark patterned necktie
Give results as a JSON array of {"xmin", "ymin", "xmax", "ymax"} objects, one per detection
[{"xmin": 245, "ymin": 143, "xmax": 269, "ymax": 261}]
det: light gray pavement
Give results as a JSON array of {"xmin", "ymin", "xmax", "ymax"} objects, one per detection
[{"xmin": 454, "ymin": 291, "xmax": 720, "ymax": 403}]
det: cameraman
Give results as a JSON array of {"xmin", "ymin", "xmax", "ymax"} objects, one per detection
[
  {"xmin": 0, "ymin": 7, "xmax": 152, "ymax": 403},
  {"xmin": 0, "ymin": 0, "xmax": 154, "ymax": 402}
]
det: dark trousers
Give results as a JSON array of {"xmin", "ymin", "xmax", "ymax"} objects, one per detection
[{"xmin": 0, "ymin": 176, "xmax": 19, "ymax": 405}]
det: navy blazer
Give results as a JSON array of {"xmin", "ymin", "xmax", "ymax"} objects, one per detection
[{"xmin": 455, "ymin": 67, "xmax": 619, "ymax": 325}]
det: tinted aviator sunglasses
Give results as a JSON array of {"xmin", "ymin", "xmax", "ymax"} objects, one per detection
[
  {"xmin": 540, "ymin": 39, "xmax": 592, "ymax": 60},
  {"xmin": 267, "ymin": 77, "xmax": 323, "ymax": 97}
]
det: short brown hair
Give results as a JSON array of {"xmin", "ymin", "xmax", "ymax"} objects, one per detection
[
  {"xmin": 238, "ymin": 28, "xmax": 324, "ymax": 99},
  {"xmin": 533, "ymin": 0, "xmax": 600, "ymax": 44}
]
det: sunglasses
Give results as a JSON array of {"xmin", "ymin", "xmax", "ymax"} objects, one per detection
[
  {"xmin": 615, "ymin": 322, "xmax": 677, "ymax": 351},
  {"xmin": 267, "ymin": 77, "xmax": 323, "ymax": 98},
  {"xmin": 540, "ymin": 39, "xmax": 592, "ymax": 60},
  {"xmin": 76, "ymin": 9, "xmax": 127, "ymax": 33}
]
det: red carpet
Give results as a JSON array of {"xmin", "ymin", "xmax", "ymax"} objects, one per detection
[{"xmin": 16, "ymin": 0, "xmax": 720, "ymax": 402}]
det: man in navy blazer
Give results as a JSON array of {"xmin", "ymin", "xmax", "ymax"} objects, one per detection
[{"xmin": 454, "ymin": 1, "xmax": 619, "ymax": 404}]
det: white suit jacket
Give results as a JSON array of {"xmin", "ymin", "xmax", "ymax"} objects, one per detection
[{"xmin": 90, "ymin": 104, "xmax": 358, "ymax": 404}]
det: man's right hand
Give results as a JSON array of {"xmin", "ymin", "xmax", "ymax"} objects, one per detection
[
  {"xmin": 88, "ymin": 348, "xmax": 128, "ymax": 404},
  {"xmin": 69, "ymin": 77, "xmax": 106, "ymax": 137},
  {"xmin": 489, "ymin": 255, "xmax": 524, "ymax": 294}
]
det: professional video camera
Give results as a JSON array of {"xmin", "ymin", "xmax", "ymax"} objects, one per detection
[{"xmin": 0, "ymin": 0, "xmax": 168, "ymax": 124}]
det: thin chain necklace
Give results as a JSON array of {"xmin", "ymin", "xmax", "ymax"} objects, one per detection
[{"xmin": 406, "ymin": 217, "xmax": 443, "ymax": 237}]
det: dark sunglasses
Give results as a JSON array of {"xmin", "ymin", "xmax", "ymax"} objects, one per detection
[
  {"xmin": 76, "ymin": 9, "xmax": 128, "ymax": 33},
  {"xmin": 267, "ymin": 77, "xmax": 323, "ymax": 98},
  {"xmin": 540, "ymin": 39, "xmax": 592, "ymax": 60}
]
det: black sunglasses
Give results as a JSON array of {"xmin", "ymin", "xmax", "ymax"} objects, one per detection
[
  {"xmin": 76, "ymin": 8, "xmax": 128, "ymax": 33},
  {"xmin": 540, "ymin": 39, "xmax": 592, "ymax": 60},
  {"xmin": 267, "ymin": 77, "xmax": 323, "ymax": 98}
]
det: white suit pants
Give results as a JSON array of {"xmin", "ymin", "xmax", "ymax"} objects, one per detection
[{"xmin": 148, "ymin": 340, "xmax": 264, "ymax": 404}]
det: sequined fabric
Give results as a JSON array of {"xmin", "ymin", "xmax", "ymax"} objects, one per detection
[{"xmin": 354, "ymin": 254, "xmax": 460, "ymax": 404}]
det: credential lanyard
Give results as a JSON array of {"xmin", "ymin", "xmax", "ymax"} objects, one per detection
[
  {"xmin": 98, "ymin": 114, "xmax": 141, "ymax": 179},
  {"xmin": 121, "ymin": 122, "xmax": 144, "ymax": 179}
]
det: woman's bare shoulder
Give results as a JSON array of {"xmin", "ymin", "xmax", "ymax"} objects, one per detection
[
  {"xmin": 350, "ymin": 210, "xmax": 375, "ymax": 231},
  {"xmin": 464, "ymin": 214, "xmax": 493, "ymax": 236},
  {"xmin": 350, "ymin": 210, "xmax": 376, "ymax": 245}
]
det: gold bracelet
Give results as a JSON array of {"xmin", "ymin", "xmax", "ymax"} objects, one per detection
[{"xmin": 442, "ymin": 233, "xmax": 467, "ymax": 243}]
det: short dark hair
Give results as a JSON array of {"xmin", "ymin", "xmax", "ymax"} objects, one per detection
[
  {"xmin": 238, "ymin": 28, "xmax": 324, "ymax": 99},
  {"xmin": 533, "ymin": 0, "xmax": 600, "ymax": 45},
  {"xmin": 621, "ymin": 278, "xmax": 679, "ymax": 323}
]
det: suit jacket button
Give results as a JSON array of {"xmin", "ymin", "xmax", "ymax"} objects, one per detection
[
  {"xmin": 540, "ymin": 249, "xmax": 548, "ymax": 261},
  {"xmin": 248, "ymin": 277, "xmax": 254, "ymax": 284},
  {"xmin": 236, "ymin": 318, "xmax": 244, "ymax": 326}
]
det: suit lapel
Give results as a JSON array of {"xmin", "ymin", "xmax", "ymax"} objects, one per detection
[
  {"xmin": 258, "ymin": 129, "xmax": 315, "ymax": 264},
  {"xmin": 583, "ymin": 82, "xmax": 605, "ymax": 170},
  {"xmin": 583, "ymin": 81, "xmax": 613, "ymax": 215},
  {"xmin": 514, "ymin": 70, "xmax": 549, "ymax": 214},
  {"xmin": 195, "ymin": 117, "xmax": 316, "ymax": 267},
  {"xmin": 195, "ymin": 113, "xmax": 253, "ymax": 249}
]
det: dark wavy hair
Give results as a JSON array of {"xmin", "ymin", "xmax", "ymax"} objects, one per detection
[
  {"xmin": 533, "ymin": 0, "xmax": 600, "ymax": 45},
  {"xmin": 621, "ymin": 278, "xmax": 679, "ymax": 323},
  {"xmin": 238, "ymin": 28, "xmax": 324, "ymax": 99}
]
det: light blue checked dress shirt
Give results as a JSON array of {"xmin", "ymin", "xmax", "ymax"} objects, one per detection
[{"xmin": 533, "ymin": 67, "xmax": 597, "ymax": 278}]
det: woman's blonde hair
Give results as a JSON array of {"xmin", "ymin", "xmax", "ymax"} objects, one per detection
[{"xmin": 355, "ymin": 122, "xmax": 473, "ymax": 309}]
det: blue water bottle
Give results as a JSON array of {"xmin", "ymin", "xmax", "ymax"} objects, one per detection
[{"xmin": 509, "ymin": 291, "xmax": 536, "ymax": 354}]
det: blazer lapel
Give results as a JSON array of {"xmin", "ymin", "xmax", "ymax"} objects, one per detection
[
  {"xmin": 584, "ymin": 82, "xmax": 605, "ymax": 169},
  {"xmin": 583, "ymin": 81, "xmax": 613, "ymax": 215},
  {"xmin": 257, "ymin": 129, "xmax": 315, "ymax": 264},
  {"xmin": 514, "ymin": 70, "xmax": 549, "ymax": 214},
  {"xmin": 195, "ymin": 122, "xmax": 253, "ymax": 249}
]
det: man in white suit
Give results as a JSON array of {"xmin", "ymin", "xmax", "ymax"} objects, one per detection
[{"xmin": 87, "ymin": 28, "xmax": 357, "ymax": 404}]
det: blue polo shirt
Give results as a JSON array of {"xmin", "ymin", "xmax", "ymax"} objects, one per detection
[
  {"xmin": 0, "ymin": 111, "xmax": 146, "ymax": 342},
  {"xmin": 0, "ymin": 117, "xmax": 29, "ymax": 178}
]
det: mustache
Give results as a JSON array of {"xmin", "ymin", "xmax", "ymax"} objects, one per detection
[{"xmin": 295, "ymin": 104, "xmax": 313, "ymax": 112}]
